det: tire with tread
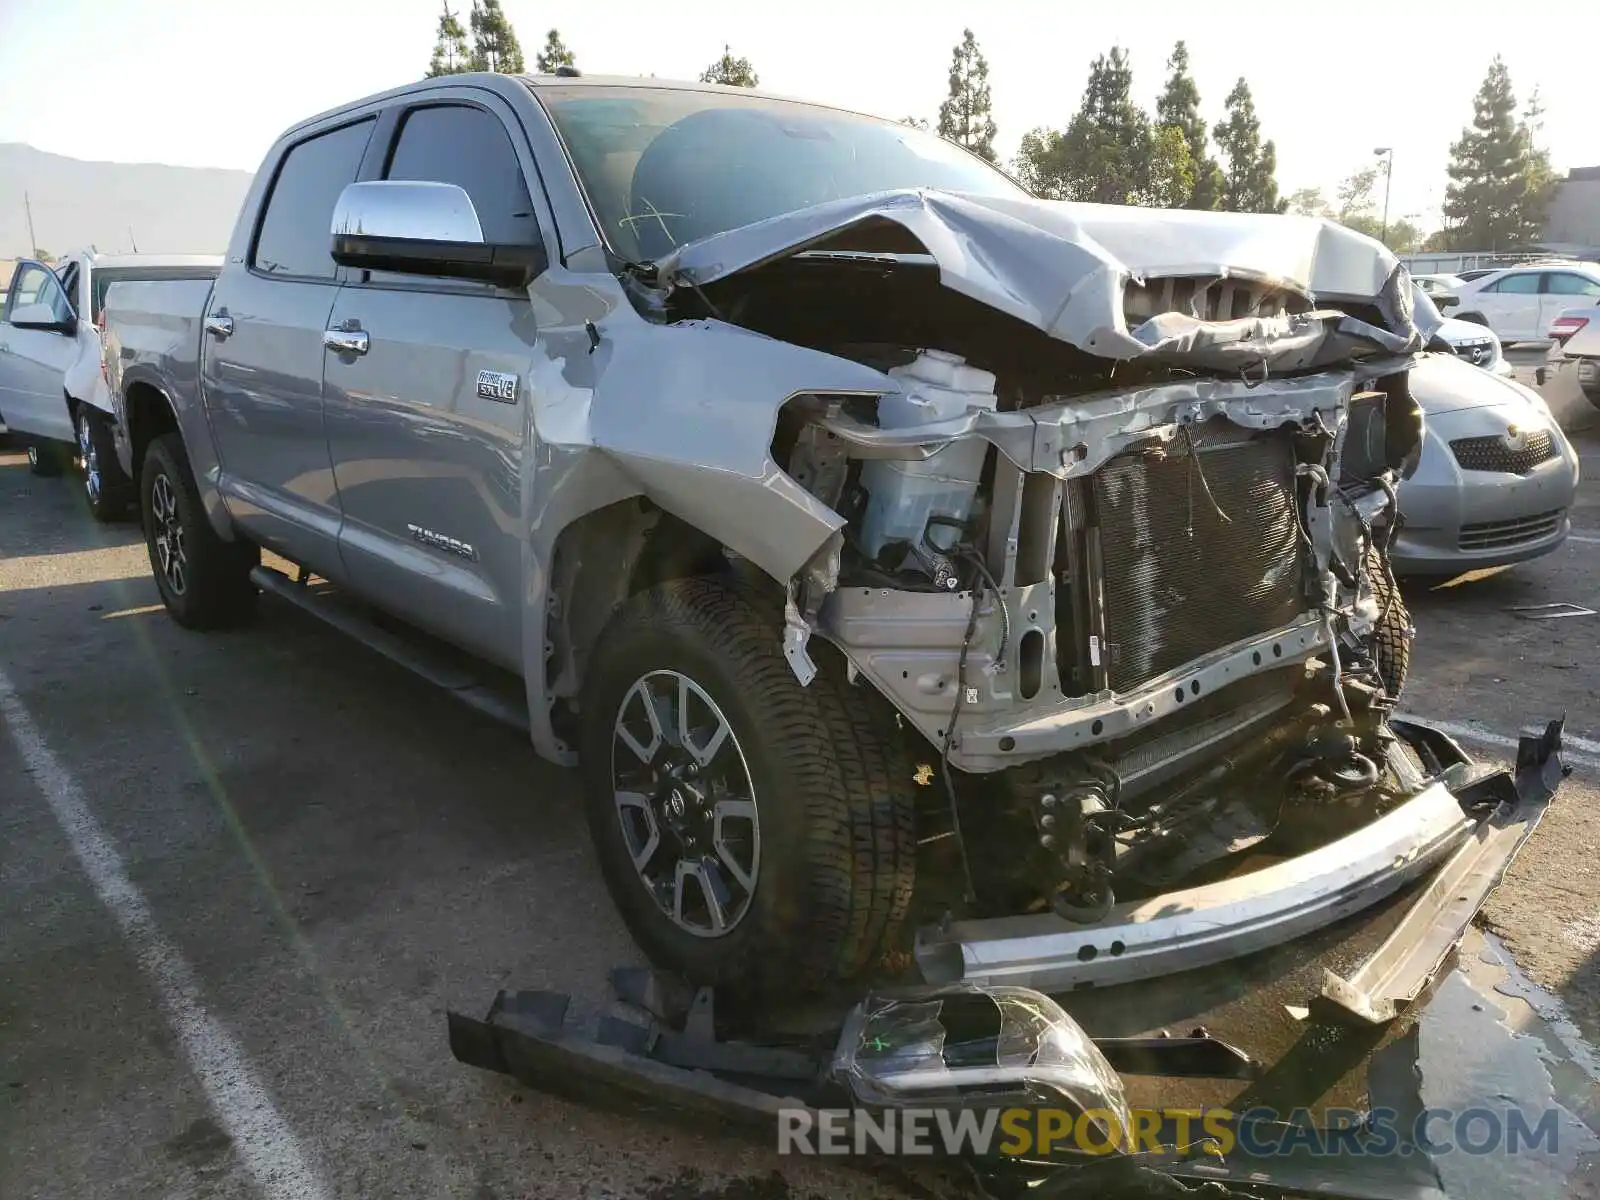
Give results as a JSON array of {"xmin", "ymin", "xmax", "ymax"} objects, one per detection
[
  {"xmin": 27, "ymin": 441, "xmax": 64, "ymax": 477},
  {"xmin": 1368, "ymin": 544, "xmax": 1410, "ymax": 699},
  {"xmin": 76, "ymin": 406, "xmax": 133, "ymax": 522},
  {"xmin": 579, "ymin": 577, "xmax": 916, "ymax": 997},
  {"xmin": 140, "ymin": 432, "xmax": 259, "ymax": 629}
]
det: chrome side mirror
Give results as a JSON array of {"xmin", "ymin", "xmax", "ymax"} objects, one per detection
[{"xmin": 329, "ymin": 180, "xmax": 546, "ymax": 288}]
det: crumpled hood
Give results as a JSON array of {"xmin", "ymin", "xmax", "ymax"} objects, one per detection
[{"xmin": 654, "ymin": 188, "xmax": 1437, "ymax": 370}]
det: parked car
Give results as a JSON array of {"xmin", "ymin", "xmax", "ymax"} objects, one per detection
[
  {"xmin": 1449, "ymin": 261, "xmax": 1600, "ymax": 344},
  {"xmin": 103, "ymin": 73, "xmax": 1531, "ymax": 1001},
  {"xmin": 1417, "ymin": 281, "xmax": 1512, "ymax": 377},
  {"xmin": 1413, "ymin": 273, "xmax": 1465, "ymax": 308},
  {"xmin": 1550, "ymin": 303, "xmax": 1600, "ymax": 407},
  {"xmin": 1392, "ymin": 350, "xmax": 1577, "ymax": 575},
  {"xmin": 0, "ymin": 250, "xmax": 220, "ymax": 515}
]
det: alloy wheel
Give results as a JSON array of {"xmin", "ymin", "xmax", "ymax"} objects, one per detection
[
  {"xmin": 77, "ymin": 413, "xmax": 101, "ymax": 504},
  {"xmin": 610, "ymin": 669, "xmax": 760, "ymax": 938},
  {"xmin": 150, "ymin": 473, "xmax": 188, "ymax": 596}
]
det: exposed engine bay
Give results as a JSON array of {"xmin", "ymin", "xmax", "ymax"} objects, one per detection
[{"xmin": 646, "ymin": 218, "xmax": 1432, "ymax": 926}]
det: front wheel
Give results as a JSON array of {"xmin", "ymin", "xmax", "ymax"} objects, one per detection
[
  {"xmin": 140, "ymin": 432, "xmax": 259, "ymax": 629},
  {"xmin": 579, "ymin": 578, "xmax": 917, "ymax": 998},
  {"xmin": 1367, "ymin": 544, "xmax": 1411, "ymax": 699}
]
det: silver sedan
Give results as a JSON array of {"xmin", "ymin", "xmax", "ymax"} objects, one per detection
[{"xmin": 1391, "ymin": 351, "xmax": 1579, "ymax": 575}]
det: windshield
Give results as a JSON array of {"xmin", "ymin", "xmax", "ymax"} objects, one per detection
[{"xmin": 535, "ymin": 84, "xmax": 1026, "ymax": 262}]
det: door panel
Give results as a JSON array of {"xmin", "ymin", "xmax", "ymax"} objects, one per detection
[
  {"xmin": 201, "ymin": 275, "xmax": 343, "ymax": 566},
  {"xmin": 201, "ymin": 116, "xmax": 376, "ymax": 573},
  {"xmin": 0, "ymin": 261, "xmax": 78, "ymax": 442},
  {"xmin": 319, "ymin": 99, "xmax": 549, "ymax": 670},
  {"xmin": 1478, "ymin": 272, "xmax": 1540, "ymax": 340},
  {"xmin": 322, "ymin": 288, "xmax": 531, "ymax": 670}
]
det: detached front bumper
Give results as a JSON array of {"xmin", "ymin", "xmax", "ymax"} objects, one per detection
[{"xmin": 916, "ymin": 718, "xmax": 1566, "ymax": 1009}]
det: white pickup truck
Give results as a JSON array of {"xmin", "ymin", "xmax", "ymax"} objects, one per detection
[{"xmin": 0, "ymin": 250, "xmax": 219, "ymax": 516}]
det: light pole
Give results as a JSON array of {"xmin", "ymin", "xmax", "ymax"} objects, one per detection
[{"xmin": 1374, "ymin": 147, "xmax": 1394, "ymax": 245}]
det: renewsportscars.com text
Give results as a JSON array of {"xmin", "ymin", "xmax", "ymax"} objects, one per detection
[{"xmin": 777, "ymin": 1105, "xmax": 1563, "ymax": 1158}]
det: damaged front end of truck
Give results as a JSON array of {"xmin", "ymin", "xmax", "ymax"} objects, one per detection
[{"xmin": 567, "ymin": 186, "xmax": 1565, "ymax": 1005}]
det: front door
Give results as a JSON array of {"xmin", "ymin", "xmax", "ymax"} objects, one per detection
[
  {"xmin": 200, "ymin": 116, "xmax": 377, "ymax": 574},
  {"xmin": 323, "ymin": 99, "xmax": 548, "ymax": 671},
  {"xmin": 1475, "ymin": 270, "xmax": 1541, "ymax": 341},
  {"xmin": 0, "ymin": 261, "xmax": 79, "ymax": 442}
]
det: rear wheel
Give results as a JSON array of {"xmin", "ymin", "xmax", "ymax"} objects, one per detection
[
  {"xmin": 26, "ymin": 441, "xmax": 64, "ymax": 477},
  {"xmin": 579, "ymin": 577, "xmax": 916, "ymax": 998},
  {"xmin": 76, "ymin": 407, "xmax": 133, "ymax": 522},
  {"xmin": 140, "ymin": 432, "xmax": 259, "ymax": 628}
]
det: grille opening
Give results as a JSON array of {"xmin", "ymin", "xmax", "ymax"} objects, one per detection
[
  {"xmin": 1449, "ymin": 431, "xmax": 1557, "ymax": 475},
  {"xmin": 1459, "ymin": 509, "xmax": 1564, "ymax": 551}
]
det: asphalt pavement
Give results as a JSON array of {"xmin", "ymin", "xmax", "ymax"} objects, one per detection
[{"xmin": 2, "ymin": 360, "xmax": 1598, "ymax": 1199}]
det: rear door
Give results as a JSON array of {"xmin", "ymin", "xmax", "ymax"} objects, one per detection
[
  {"xmin": 322, "ymin": 96, "xmax": 551, "ymax": 671},
  {"xmin": 1473, "ymin": 270, "xmax": 1541, "ymax": 340},
  {"xmin": 201, "ymin": 117, "xmax": 376, "ymax": 573},
  {"xmin": 0, "ymin": 260, "xmax": 79, "ymax": 442},
  {"xmin": 1539, "ymin": 270, "xmax": 1600, "ymax": 339}
]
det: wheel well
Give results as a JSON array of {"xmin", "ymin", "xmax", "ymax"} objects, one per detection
[
  {"xmin": 545, "ymin": 498, "xmax": 754, "ymax": 708},
  {"xmin": 124, "ymin": 381, "xmax": 179, "ymax": 477}
]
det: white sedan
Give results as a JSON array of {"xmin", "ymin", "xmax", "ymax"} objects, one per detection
[{"xmin": 1449, "ymin": 262, "xmax": 1600, "ymax": 343}]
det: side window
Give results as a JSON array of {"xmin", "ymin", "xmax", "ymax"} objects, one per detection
[
  {"xmin": 252, "ymin": 119, "xmax": 377, "ymax": 279},
  {"xmin": 1543, "ymin": 272, "xmax": 1600, "ymax": 297},
  {"xmin": 6, "ymin": 264, "xmax": 71, "ymax": 323},
  {"xmin": 6, "ymin": 264, "xmax": 49, "ymax": 316},
  {"xmin": 383, "ymin": 105, "xmax": 538, "ymax": 246},
  {"xmin": 1487, "ymin": 272, "xmax": 1539, "ymax": 294}
]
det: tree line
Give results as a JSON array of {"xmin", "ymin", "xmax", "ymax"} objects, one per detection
[
  {"xmin": 424, "ymin": 9, "xmax": 1558, "ymax": 253},
  {"xmin": 425, "ymin": 2, "xmax": 757, "ymax": 86}
]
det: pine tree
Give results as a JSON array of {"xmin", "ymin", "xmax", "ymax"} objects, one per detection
[
  {"xmin": 468, "ymin": 0, "xmax": 525, "ymax": 74},
  {"xmin": 1440, "ymin": 59, "xmax": 1555, "ymax": 249},
  {"xmin": 1155, "ymin": 42, "xmax": 1222, "ymax": 210},
  {"xmin": 936, "ymin": 29, "xmax": 998, "ymax": 164},
  {"xmin": 700, "ymin": 45, "xmax": 758, "ymax": 87},
  {"xmin": 535, "ymin": 29, "xmax": 575, "ymax": 74},
  {"xmin": 1059, "ymin": 47, "xmax": 1152, "ymax": 204},
  {"xmin": 425, "ymin": 1, "xmax": 471, "ymax": 78},
  {"xmin": 1212, "ymin": 78, "xmax": 1285, "ymax": 213}
]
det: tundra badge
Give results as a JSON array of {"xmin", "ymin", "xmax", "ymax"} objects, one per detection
[
  {"xmin": 476, "ymin": 370, "xmax": 518, "ymax": 403},
  {"xmin": 407, "ymin": 524, "xmax": 477, "ymax": 561}
]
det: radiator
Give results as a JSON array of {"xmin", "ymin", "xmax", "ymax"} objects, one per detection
[{"xmin": 1092, "ymin": 430, "xmax": 1306, "ymax": 694}]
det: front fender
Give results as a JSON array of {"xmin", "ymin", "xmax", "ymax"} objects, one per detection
[{"xmin": 583, "ymin": 317, "xmax": 896, "ymax": 582}]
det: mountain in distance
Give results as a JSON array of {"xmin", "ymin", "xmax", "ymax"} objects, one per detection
[{"xmin": 0, "ymin": 143, "xmax": 253, "ymax": 258}]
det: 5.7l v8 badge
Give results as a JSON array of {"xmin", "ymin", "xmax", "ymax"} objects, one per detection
[{"xmin": 476, "ymin": 370, "xmax": 518, "ymax": 403}]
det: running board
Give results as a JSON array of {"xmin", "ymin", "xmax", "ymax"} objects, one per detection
[{"xmin": 249, "ymin": 565, "xmax": 530, "ymax": 734}]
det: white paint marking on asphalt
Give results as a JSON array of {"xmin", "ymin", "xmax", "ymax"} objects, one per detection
[
  {"xmin": 1566, "ymin": 533, "xmax": 1600, "ymax": 546},
  {"xmin": 0, "ymin": 669, "xmax": 333, "ymax": 1200},
  {"xmin": 1402, "ymin": 714, "xmax": 1600, "ymax": 771}
]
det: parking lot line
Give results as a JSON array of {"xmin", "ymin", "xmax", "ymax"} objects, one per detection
[
  {"xmin": 0, "ymin": 667, "xmax": 333, "ymax": 1200},
  {"xmin": 1404, "ymin": 713, "xmax": 1600, "ymax": 771},
  {"xmin": 1567, "ymin": 533, "xmax": 1600, "ymax": 546}
]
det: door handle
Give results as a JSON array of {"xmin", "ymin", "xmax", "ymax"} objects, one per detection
[
  {"xmin": 204, "ymin": 314, "xmax": 233, "ymax": 339},
  {"xmin": 322, "ymin": 329, "xmax": 369, "ymax": 356}
]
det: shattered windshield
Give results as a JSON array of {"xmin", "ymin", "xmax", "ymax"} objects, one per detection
[{"xmin": 535, "ymin": 84, "xmax": 1025, "ymax": 263}]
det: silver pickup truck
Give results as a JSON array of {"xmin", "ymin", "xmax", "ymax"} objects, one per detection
[{"xmin": 101, "ymin": 71, "xmax": 1562, "ymax": 1005}]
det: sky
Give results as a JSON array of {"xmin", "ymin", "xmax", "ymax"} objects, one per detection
[{"xmin": 2, "ymin": 0, "xmax": 1598, "ymax": 233}]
